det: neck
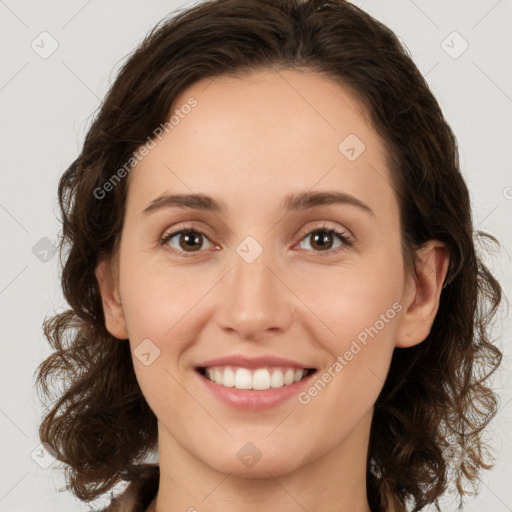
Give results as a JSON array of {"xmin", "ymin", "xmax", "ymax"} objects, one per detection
[{"xmin": 150, "ymin": 412, "xmax": 373, "ymax": 512}]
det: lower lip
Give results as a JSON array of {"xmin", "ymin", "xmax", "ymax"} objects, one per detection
[{"xmin": 196, "ymin": 370, "xmax": 316, "ymax": 411}]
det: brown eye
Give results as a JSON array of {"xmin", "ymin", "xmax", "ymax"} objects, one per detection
[
  {"xmin": 161, "ymin": 229, "xmax": 212, "ymax": 254},
  {"xmin": 308, "ymin": 230, "xmax": 336, "ymax": 251},
  {"xmin": 298, "ymin": 227, "xmax": 352, "ymax": 254},
  {"xmin": 160, "ymin": 224, "xmax": 352, "ymax": 258}
]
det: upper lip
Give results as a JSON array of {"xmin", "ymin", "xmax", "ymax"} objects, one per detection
[{"xmin": 197, "ymin": 354, "xmax": 316, "ymax": 370}]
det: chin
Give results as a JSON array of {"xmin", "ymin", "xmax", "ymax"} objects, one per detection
[
  {"xmin": 196, "ymin": 438, "xmax": 312, "ymax": 479},
  {"xmin": 210, "ymin": 455, "xmax": 304, "ymax": 479}
]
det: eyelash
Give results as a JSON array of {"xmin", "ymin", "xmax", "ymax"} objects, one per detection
[{"xmin": 159, "ymin": 223, "xmax": 353, "ymax": 258}]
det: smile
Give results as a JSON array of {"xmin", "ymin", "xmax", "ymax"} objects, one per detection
[{"xmin": 198, "ymin": 365, "xmax": 316, "ymax": 390}]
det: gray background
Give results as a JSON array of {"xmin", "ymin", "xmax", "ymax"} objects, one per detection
[{"xmin": 1, "ymin": 0, "xmax": 511, "ymax": 510}]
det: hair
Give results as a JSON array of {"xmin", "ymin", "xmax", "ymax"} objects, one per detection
[{"xmin": 34, "ymin": 0, "xmax": 505, "ymax": 511}]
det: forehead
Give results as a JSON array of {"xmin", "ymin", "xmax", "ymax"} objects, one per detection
[{"xmin": 125, "ymin": 68, "xmax": 397, "ymax": 220}]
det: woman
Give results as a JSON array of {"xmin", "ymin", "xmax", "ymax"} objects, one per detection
[{"xmin": 34, "ymin": 1, "xmax": 503, "ymax": 511}]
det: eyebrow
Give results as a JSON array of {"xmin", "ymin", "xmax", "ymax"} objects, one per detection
[{"xmin": 141, "ymin": 190, "xmax": 375, "ymax": 217}]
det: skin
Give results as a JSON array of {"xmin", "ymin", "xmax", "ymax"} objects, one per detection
[{"xmin": 95, "ymin": 68, "xmax": 449, "ymax": 512}]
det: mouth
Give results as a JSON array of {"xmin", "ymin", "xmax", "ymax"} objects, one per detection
[{"xmin": 196, "ymin": 365, "xmax": 317, "ymax": 391}]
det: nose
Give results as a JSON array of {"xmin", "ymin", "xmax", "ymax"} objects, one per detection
[{"xmin": 215, "ymin": 241, "xmax": 294, "ymax": 342}]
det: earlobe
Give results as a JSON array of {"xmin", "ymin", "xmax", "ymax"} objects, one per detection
[
  {"xmin": 395, "ymin": 241, "xmax": 450, "ymax": 348},
  {"xmin": 95, "ymin": 258, "xmax": 129, "ymax": 340}
]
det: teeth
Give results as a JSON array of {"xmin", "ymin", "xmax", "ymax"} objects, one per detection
[
  {"xmin": 284, "ymin": 368, "xmax": 295, "ymax": 385},
  {"xmin": 253, "ymin": 369, "xmax": 271, "ymax": 390},
  {"xmin": 270, "ymin": 369, "xmax": 284, "ymax": 388},
  {"xmin": 202, "ymin": 366, "xmax": 309, "ymax": 390},
  {"xmin": 235, "ymin": 368, "xmax": 252, "ymax": 389},
  {"xmin": 223, "ymin": 367, "xmax": 235, "ymax": 387}
]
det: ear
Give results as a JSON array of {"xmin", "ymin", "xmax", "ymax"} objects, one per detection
[
  {"xmin": 395, "ymin": 240, "xmax": 450, "ymax": 348},
  {"xmin": 95, "ymin": 258, "xmax": 129, "ymax": 340}
]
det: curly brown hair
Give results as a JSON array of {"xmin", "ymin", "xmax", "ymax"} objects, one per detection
[{"xmin": 34, "ymin": 0, "xmax": 504, "ymax": 511}]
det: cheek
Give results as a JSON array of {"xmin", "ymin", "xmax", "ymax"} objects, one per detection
[
  {"xmin": 327, "ymin": 280, "xmax": 402, "ymax": 348},
  {"xmin": 120, "ymin": 256, "xmax": 208, "ymax": 339},
  {"xmin": 121, "ymin": 266, "xmax": 198, "ymax": 414},
  {"xmin": 294, "ymin": 254, "xmax": 404, "ymax": 394},
  {"xmin": 296, "ymin": 276, "xmax": 402, "ymax": 434},
  {"xmin": 294, "ymin": 252, "xmax": 404, "ymax": 340},
  {"xmin": 119, "ymin": 259, "xmax": 221, "ymax": 401}
]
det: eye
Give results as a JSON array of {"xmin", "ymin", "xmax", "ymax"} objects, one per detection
[
  {"xmin": 160, "ymin": 227, "xmax": 214, "ymax": 257},
  {"xmin": 160, "ymin": 222, "xmax": 353, "ymax": 258},
  {"xmin": 296, "ymin": 224, "xmax": 352, "ymax": 255}
]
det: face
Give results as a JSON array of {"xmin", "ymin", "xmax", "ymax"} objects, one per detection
[{"xmin": 97, "ymin": 68, "xmax": 440, "ymax": 479}]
